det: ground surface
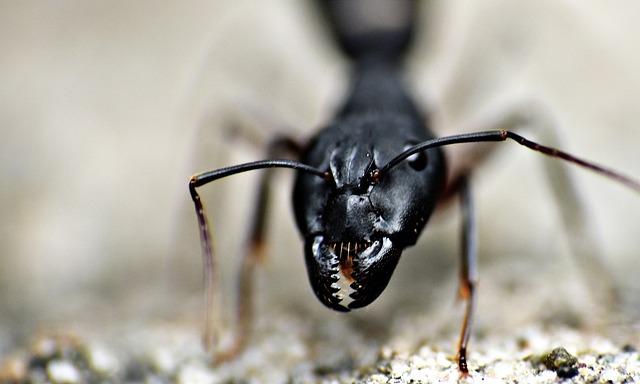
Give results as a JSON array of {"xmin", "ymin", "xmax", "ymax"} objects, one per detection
[{"xmin": 1, "ymin": 314, "xmax": 639, "ymax": 383}]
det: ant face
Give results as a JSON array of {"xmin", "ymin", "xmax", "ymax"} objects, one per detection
[{"xmin": 293, "ymin": 113, "xmax": 445, "ymax": 311}]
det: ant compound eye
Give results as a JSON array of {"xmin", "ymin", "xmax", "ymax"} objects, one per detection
[
  {"xmin": 358, "ymin": 159, "xmax": 379, "ymax": 191},
  {"xmin": 403, "ymin": 145, "xmax": 428, "ymax": 171}
]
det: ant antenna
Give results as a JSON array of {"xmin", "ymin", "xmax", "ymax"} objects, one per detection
[
  {"xmin": 377, "ymin": 130, "xmax": 640, "ymax": 193},
  {"xmin": 189, "ymin": 159, "xmax": 328, "ymax": 353}
]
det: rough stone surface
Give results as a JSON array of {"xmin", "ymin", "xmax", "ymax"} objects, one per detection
[{"xmin": 1, "ymin": 315, "xmax": 639, "ymax": 383}]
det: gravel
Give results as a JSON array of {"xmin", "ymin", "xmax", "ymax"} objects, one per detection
[{"xmin": 2, "ymin": 311, "xmax": 638, "ymax": 383}]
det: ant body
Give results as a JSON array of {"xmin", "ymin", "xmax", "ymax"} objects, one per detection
[{"xmin": 190, "ymin": 0, "xmax": 639, "ymax": 375}]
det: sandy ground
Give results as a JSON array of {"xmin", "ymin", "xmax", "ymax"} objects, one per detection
[{"xmin": 1, "ymin": 1, "xmax": 640, "ymax": 382}]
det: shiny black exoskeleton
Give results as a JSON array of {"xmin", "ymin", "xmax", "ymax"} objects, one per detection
[
  {"xmin": 293, "ymin": 1, "xmax": 445, "ymax": 312},
  {"xmin": 293, "ymin": 63, "xmax": 445, "ymax": 311}
]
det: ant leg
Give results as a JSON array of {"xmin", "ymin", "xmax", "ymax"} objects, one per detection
[
  {"xmin": 448, "ymin": 97, "xmax": 619, "ymax": 315},
  {"xmin": 215, "ymin": 136, "xmax": 301, "ymax": 362},
  {"xmin": 456, "ymin": 175, "xmax": 477, "ymax": 376},
  {"xmin": 534, "ymin": 128, "xmax": 619, "ymax": 314},
  {"xmin": 515, "ymin": 101, "xmax": 620, "ymax": 313}
]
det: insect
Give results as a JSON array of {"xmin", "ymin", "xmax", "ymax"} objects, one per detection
[{"xmin": 189, "ymin": 0, "xmax": 640, "ymax": 375}]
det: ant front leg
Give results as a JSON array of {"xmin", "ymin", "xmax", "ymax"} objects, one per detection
[
  {"xmin": 447, "ymin": 97, "xmax": 619, "ymax": 315},
  {"xmin": 221, "ymin": 136, "xmax": 301, "ymax": 362},
  {"xmin": 456, "ymin": 175, "xmax": 478, "ymax": 376},
  {"xmin": 190, "ymin": 136, "xmax": 301, "ymax": 363}
]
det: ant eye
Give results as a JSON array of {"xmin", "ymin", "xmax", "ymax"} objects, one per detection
[
  {"xmin": 404, "ymin": 145, "xmax": 428, "ymax": 171},
  {"xmin": 359, "ymin": 158, "xmax": 379, "ymax": 190}
]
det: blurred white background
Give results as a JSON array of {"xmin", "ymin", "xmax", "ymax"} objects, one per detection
[{"xmin": 2, "ymin": 1, "xmax": 639, "ymax": 354}]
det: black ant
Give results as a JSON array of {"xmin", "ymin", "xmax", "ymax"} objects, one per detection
[{"xmin": 189, "ymin": 0, "xmax": 640, "ymax": 375}]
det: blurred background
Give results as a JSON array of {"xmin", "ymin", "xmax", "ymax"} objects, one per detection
[{"xmin": 2, "ymin": 0, "xmax": 640, "ymax": 356}]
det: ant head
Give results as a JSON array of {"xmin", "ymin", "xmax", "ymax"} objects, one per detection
[{"xmin": 293, "ymin": 116, "xmax": 446, "ymax": 310}]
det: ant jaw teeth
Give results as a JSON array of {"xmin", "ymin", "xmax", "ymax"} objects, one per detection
[
  {"xmin": 327, "ymin": 241, "xmax": 374, "ymax": 310},
  {"xmin": 306, "ymin": 236, "xmax": 393, "ymax": 312}
]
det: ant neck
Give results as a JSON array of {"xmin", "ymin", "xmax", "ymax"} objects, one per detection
[{"xmin": 338, "ymin": 56, "xmax": 421, "ymax": 120}]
